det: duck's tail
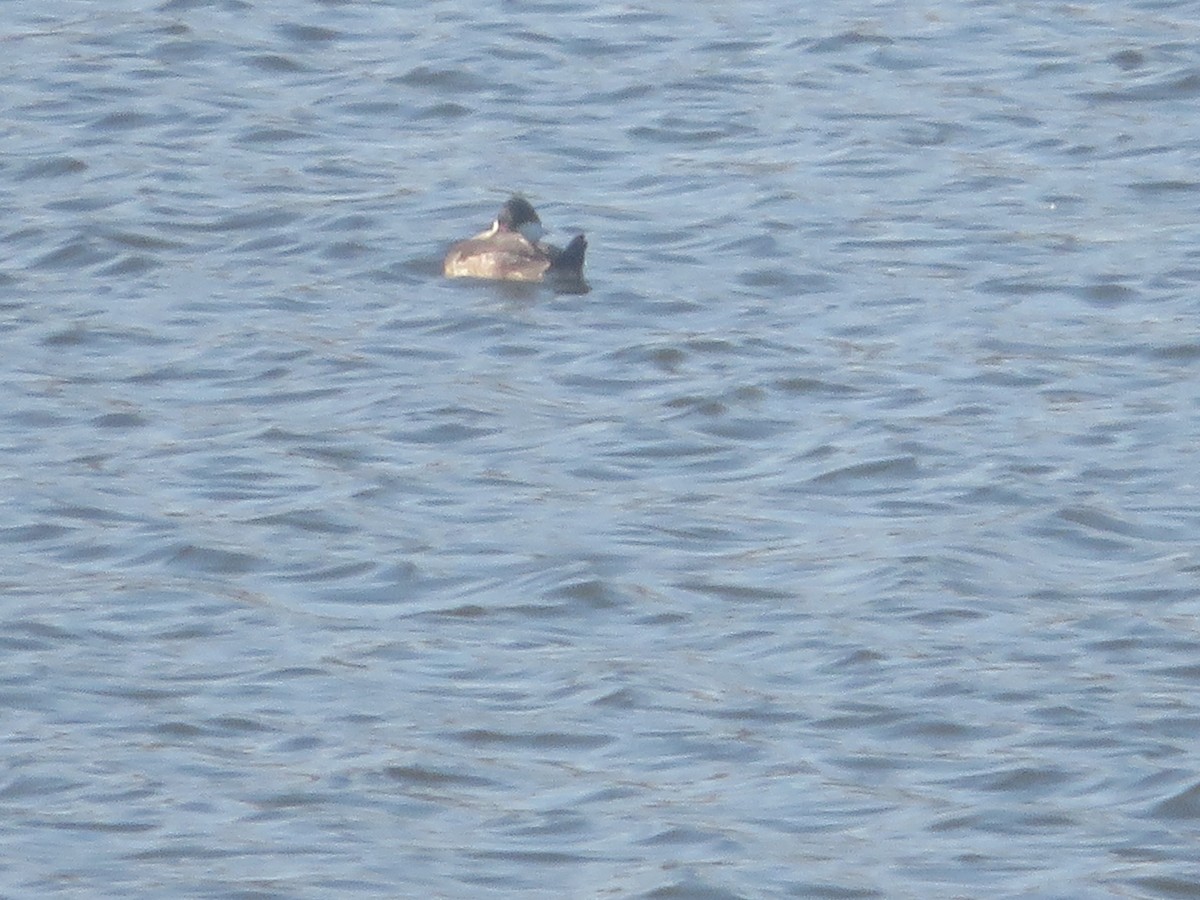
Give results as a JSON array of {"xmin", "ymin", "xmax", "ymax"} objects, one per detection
[{"xmin": 549, "ymin": 234, "xmax": 587, "ymax": 274}]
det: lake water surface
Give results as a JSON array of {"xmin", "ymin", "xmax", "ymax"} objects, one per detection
[{"xmin": 3, "ymin": 2, "xmax": 1200, "ymax": 898}]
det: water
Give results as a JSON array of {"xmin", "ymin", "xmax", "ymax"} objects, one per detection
[{"xmin": 3, "ymin": 2, "xmax": 1200, "ymax": 897}]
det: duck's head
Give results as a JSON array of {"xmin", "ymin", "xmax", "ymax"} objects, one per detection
[{"xmin": 494, "ymin": 196, "xmax": 545, "ymax": 243}]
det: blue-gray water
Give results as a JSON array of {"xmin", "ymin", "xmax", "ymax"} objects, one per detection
[{"xmin": 3, "ymin": 2, "xmax": 1200, "ymax": 898}]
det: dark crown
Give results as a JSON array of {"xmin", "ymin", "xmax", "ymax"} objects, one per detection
[{"xmin": 497, "ymin": 196, "xmax": 540, "ymax": 230}]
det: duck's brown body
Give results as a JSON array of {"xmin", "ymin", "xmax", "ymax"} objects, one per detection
[
  {"xmin": 443, "ymin": 228, "xmax": 547, "ymax": 281},
  {"xmin": 443, "ymin": 197, "xmax": 587, "ymax": 288}
]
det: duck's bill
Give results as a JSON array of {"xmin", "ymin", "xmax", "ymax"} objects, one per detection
[{"xmin": 518, "ymin": 221, "xmax": 545, "ymax": 243}]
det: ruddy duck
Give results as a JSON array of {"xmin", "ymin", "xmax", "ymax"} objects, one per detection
[{"xmin": 443, "ymin": 196, "xmax": 587, "ymax": 289}]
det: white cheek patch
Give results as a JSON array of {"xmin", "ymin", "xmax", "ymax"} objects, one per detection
[{"xmin": 519, "ymin": 221, "xmax": 545, "ymax": 243}]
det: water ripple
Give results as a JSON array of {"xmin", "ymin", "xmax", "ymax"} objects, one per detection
[{"xmin": 3, "ymin": 2, "xmax": 1200, "ymax": 898}]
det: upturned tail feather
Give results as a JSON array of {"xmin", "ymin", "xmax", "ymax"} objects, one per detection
[{"xmin": 549, "ymin": 235, "xmax": 587, "ymax": 273}]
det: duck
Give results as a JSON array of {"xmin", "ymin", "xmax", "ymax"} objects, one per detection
[{"xmin": 443, "ymin": 196, "xmax": 587, "ymax": 289}]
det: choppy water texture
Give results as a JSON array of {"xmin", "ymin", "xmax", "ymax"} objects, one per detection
[{"xmin": 3, "ymin": 2, "xmax": 1200, "ymax": 898}]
